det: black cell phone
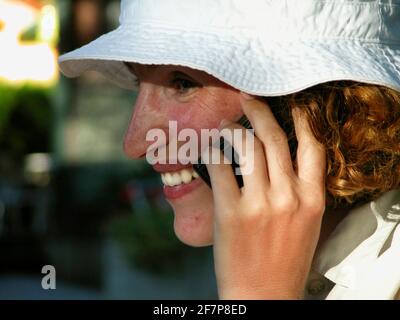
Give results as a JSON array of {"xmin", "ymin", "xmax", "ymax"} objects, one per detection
[{"xmin": 193, "ymin": 115, "xmax": 253, "ymax": 189}]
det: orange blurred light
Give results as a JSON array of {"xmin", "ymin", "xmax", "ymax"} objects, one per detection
[{"xmin": 0, "ymin": 0, "xmax": 58, "ymax": 87}]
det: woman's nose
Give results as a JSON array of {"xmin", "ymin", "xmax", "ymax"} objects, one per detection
[{"xmin": 123, "ymin": 88, "xmax": 166, "ymax": 159}]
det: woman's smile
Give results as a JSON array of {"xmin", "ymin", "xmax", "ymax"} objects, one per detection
[
  {"xmin": 162, "ymin": 172, "xmax": 203, "ymax": 200},
  {"xmin": 153, "ymin": 164, "xmax": 203, "ymax": 200}
]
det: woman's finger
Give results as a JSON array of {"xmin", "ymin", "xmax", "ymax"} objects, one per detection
[
  {"xmin": 218, "ymin": 120, "xmax": 270, "ymax": 195},
  {"xmin": 240, "ymin": 93, "xmax": 295, "ymax": 186},
  {"xmin": 291, "ymin": 107, "xmax": 326, "ymax": 190},
  {"xmin": 204, "ymin": 147, "xmax": 241, "ymax": 209}
]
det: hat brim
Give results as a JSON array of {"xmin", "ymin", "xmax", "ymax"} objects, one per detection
[{"xmin": 59, "ymin": 24, "xmax": 400, "ymax": 95}]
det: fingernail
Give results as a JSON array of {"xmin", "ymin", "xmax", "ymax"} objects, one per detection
[{"xmin": 240, "ymin": 92, "xmax": 255, "ymax": 100}]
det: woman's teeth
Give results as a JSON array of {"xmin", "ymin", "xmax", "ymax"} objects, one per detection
[{"xmin": 161, "ymin": 168, "xmax": 200, "ymax": 187}]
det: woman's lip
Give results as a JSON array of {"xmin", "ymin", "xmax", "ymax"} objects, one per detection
[{"xmin": 162, "ymin": 178, "xmax": 203, "ymax": 200}]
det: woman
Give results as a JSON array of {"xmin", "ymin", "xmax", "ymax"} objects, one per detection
[{"xmin": 59, "ymin": 0, "xmax": 400, "ymax": 299}]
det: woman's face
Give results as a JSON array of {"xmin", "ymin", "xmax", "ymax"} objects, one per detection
[{"xmin": 124, "ymin": 64, "xmax": 243, "ymax": 247}]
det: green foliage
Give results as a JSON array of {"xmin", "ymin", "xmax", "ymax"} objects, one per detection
[
  {"xmin": 0, "ymin": 85, "xmax": 18, "ymax": 133},
  {"xmin": 0, "ymin": 84, "xmax": 53, "ymax": 160},
  {"xmin": 109, "ymin": 208, "xmax": 203, "ymax": 275}
]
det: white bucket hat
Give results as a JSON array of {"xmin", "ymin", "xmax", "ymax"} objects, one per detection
[{"xmin": 59, "ymin": 0, "xmax": 400, "ymax": 96}]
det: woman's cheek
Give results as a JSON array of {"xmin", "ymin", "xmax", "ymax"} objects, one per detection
[
  {"xmin": 197, "ymin": 91, "xmax": 243, "ymax": 126},
  {"xmin": 166, "ymin": 90, "xmax": 243, "ymax": 131}
]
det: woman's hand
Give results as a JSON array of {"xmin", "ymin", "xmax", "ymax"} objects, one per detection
[{"xmin": 205, "ymin": 93, "xmax": 326, "ymax": 299}]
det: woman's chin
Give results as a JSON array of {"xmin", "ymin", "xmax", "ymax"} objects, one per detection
[
  {"xmin": 170, "ymin": 205, "xmax": 214, "ymax": 247},
  {"xmin": 165, "ymin": 182, "xmax": 214, "ymax": 247}
]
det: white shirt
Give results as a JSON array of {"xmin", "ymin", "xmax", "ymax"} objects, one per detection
[{"xmin": 305, "ymin": 188, "xmax": 400, "ymax": 300}]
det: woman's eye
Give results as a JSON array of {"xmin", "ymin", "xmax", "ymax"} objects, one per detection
[{"xmin": 170, "ymin": 75, "xmax": 199, "ymax": 94}]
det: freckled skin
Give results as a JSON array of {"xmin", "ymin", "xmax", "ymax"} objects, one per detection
[{"xmin": 123, "ymin": 64, "xmax": 243, "ymax": 246}]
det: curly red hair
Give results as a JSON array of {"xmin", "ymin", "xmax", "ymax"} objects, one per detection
[{"xmin": 267, "ymin": 81, "xmax": 400, "ymax": 209}]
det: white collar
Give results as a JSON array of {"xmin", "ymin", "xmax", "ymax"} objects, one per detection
[{"xmin": 313, "ymin": 188, "xmax": 400, "ymax": 289}]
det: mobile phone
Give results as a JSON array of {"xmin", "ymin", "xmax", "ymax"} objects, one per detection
[{"xmin": 193, "ymin": 115, "xmax": 252, "ymax": 189}]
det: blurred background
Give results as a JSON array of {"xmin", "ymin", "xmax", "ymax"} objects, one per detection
[{"xmin": 0, "ymin": 0, "xmax": 217, "ymax": 299}]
